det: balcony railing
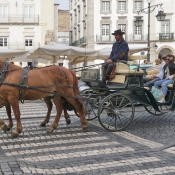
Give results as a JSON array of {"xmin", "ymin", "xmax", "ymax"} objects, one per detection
[
  {"xmin": 70, "ymin": 37, "xmax": 86, "ymax": 46},
  {"xmin": 96, "ymin": 34, "xmax": 148, "ymax": 42},
  {"xmin": 0, "ymin": 42, "xmax": 40, "ymax": 50},
  {"xmin": 159, "ymin": 33, "xmax": 174, "ymax": 40},
  {"xmin": 96, "ymin": 35, "xmax": 115, "ymax": 42},
  {"xmin": 128, "ymin": 34, "xmax": 148, "ymax": 42},
  {"xmin": 0, "ymin": 15, "xmax": 39, "ymax": 24}
]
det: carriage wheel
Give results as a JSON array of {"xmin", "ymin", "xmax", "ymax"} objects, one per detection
[
  {"xmin": 81, "ymin": 88, "xmax": 108, "ymax": 121},
  {"xmin": 98, "ymin": 93, "xmax": 135, "ymax": 131},
  {"xmin": 144, "ymin": 104, "xmax": 169, "ymax": 116}
]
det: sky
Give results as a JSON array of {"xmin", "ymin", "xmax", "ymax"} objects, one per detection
[{"xmin": 54, "ymin": 0, "xmax": 69, "ymax": 10}]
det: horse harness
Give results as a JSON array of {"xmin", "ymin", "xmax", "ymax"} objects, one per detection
[
  {"xmin": 0, "ymin": 61, "xmax": 79, "ymax": 103},
  {"xmin": 0, "ymin": 61, "xmax": 9, "ymax": 85},
  {"xmin": 19, "ymin": 67, "xmax": 30, "ymax": 103}
]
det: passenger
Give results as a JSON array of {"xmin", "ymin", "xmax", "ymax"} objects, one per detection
[
  {"xmin": 155, "ymin": 58, "xmax": 161, "ymax": 65},
  {"xmin": 143, "ymin": 56, "xmax": 166, "ymax": 88},
  {"xmin": 102, "ymin": 29, "xmax": 129, "ymax": 84},
  {"xmin": 153, "ymin": 55, "xmax": 175, "ymax": 103},
  {"xmin": 144, "ymin": 60, "xmax": 148, "ymax": 64}
]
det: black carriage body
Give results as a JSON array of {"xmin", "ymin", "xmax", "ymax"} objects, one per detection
[
  {"xmin": 81, "ymin": 68, "xmax": 158, "ymax": 107},
  {"xmin": 80, "ymin": 66, "xmax": 175, "ymax": 131}
]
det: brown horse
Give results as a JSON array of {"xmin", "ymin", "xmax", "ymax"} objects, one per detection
[{"xmin": 0, "ymin": 60, "xmax": 88, "ymax": 137}]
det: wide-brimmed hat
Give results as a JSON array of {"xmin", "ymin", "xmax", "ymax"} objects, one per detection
[
  {"xmin": 112, "ymin": 29, "xmax": 125, "ymax": 35},
  {"xmin": 161, "ymin": 55, "xmax": 167, "ymax": 60}
]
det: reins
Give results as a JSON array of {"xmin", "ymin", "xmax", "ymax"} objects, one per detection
[
  {"xmin": 0, "ymin": 62, "xmax": 84, "ymax": 101},
  {"xmin": 2, "ymin": 81, "xmax": 85, "ymax": 101}
]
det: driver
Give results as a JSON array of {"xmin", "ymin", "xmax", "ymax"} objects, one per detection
[{"xmin": 102, "ymin": 29, "xmax": 129, "ymax": 84}]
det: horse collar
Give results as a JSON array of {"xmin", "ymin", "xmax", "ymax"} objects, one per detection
[{"xmin": 0, "ymin": 61, "xmax": 9, "ymax": 85}]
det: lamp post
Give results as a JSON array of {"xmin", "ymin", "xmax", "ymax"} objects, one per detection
[
  {"xmin": 134, "ymin": 1, "xmax": 166, "ymax": 62},
  {"xmin": 147, "ymin": 0, "xmax": 151, "ymax": 62}
]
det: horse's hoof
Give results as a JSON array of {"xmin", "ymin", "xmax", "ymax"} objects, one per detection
[
  {"xmin": 11, "ymin": 131, "xmax": 19, "ymax": 138},
  {"xmin": 47, "ymin": 127, "xmax": 54, "ymax": 133},
  {"xmin": 82, "ymin": 126, "xmax": 88, "ymax": 132},
  {"xmin": 66, "ymin": 119, "xmax": 71, "ymax": 125},
  {"xmin": 6, "ymin": 127, "xmax": 12, "ymax": 131},
  {"xmin": 40, "ymin": 122, "xmax": 46, "ymax": 127},
  {"xmin": 1, "ymin": 125, "xmax": 8, "ymax": 132}
]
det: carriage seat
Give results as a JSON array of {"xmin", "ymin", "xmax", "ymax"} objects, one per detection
[
  {"xmin": 109, "ymin": 62, "xmax": 144, "ymax": 84},
  {"xmin": 114, "ymin": 62, "xmax": 144, "ymax": 74}
]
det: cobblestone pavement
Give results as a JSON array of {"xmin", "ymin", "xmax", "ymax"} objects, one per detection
[{"xmin": 0, "ymin": 101, "xmax": 175, "ymax": 174}]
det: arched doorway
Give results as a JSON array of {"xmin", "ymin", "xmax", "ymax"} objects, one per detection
[
  {"xmin": 157, "ymin": 45, "xmax": 175, "ymax": 59},
  {"xmin": 159, "ymin": 48, "xmax": 173, "ymax": 58}
]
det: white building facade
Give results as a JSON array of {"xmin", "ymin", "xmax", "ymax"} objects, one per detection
[
  {"xmin": 0, "ymin": 0, "xmax": 55, "ymax": 52},
  {"xmin": 69, "ymin": 0, "xmax": 175, "ymax": 62},
  {"xmin": 57, "ymin": 10, "xmax": 70, "ymax": 46}
]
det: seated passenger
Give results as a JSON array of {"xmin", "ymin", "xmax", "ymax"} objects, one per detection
[
  {"xmin": 102, "ymin": 29, "xmax": 129, "ymax": 84},
  {"xmin": 155, "ymin": 58, "xmax": 161, "ymax": 65},
  {"xmin": 143, "ymin": 60, "xmax": 148, "ymax": 64},
  {"xmin": 153, "ymin": 55, "xmax": 175, "ymax": 103},
  {"xmin": 143, "ymin": 57, "xmax": 165, "ymax": 88}
]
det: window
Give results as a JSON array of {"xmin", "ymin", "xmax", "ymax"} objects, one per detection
[
  {"xmin": 102, "ymin": 24, "xmax": 109, "ymax": 35},
  {"xmin": 118, "ymin": 24, "xmax": 126, "ymax": 32},
  {"xmin": 161, "ymin": 20, "xmax": 170, "ymax": 33},
  {"xmin": 0, "ymin": 37, "xmax": 7, "ymax": 47},
  {"xmin": 0, "ymin": 5, "xmax": 8, "ymax": 19},
  {"xmin": 24, "ymin": 6, "xmax": 34, "ymax": 19},
  {"xmin": 134, "ymin": 1, "xmax": 142, "ymax": 11},
  {"xmin": 102, "ymin": 1, "xmax": 110, "ymax": 11},
  {"xmin": 25, "ymin": 39, "xmax": 33, "ymax": 46},
  {"xmin": 102, "ymin": 24, "xmax": 110, "ymax": 41},
  {"xmin": 134, "ymin": 26, "xmax": 142, "ymax": 40},
  {"xmin": 118, "ymin": 1, "xmax": 126, "ymax": 11},
  {"xmin": 135, "ymin": 26, "xmax": 141, "ymax": 35},
  {"xmin": 118, "ymin": 24, "xmax": 126, "ymax": 39}
]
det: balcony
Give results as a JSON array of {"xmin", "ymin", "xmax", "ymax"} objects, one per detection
[
  {"xmin": 0, "ymin": 15, "xmax": 39, "ymax": 25},
  {"xmin": 96, "ymin": 34, "xmax": 148, "ymax": 43},
  {"xmin": 127, "ymin": 34, "xmax": 148, "ymax": 42},
  {"xmin": 0, "ymin": 42, "xmax": 40, "ymax": 50},
  {"xmin": 159, "ymin": 33, "xmax": 174, "ymax": 41},
  {"xmin": 70, "ymin": 37, "xmax": 86, "ymax": 46},
  {"xmin": 96, "ymin": 35, "xmax": 115, "ymax": 43}
]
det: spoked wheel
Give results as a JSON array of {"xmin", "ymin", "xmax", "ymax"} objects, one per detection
[
  {"xmin": 144, "ymin": 104, "xmax": 169, "ymax": 116},
  {"xmin": 98, "ymin": 93, "xmax": 135, "ymax": 131},
  {"xmin": 81, "ymin": 88, "xmax": 108, "ymax": 121}
]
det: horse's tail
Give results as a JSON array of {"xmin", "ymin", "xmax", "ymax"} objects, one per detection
[{"xmin": 69, "ymin": 70, "xmax": 87, "ymax": 116}]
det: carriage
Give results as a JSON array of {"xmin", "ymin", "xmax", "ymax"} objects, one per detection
[
  {"xmin": 78, "ymin": 61, "xmax": 175, "ymax": 131},
  {"xmin": 1, "ymin": 46, "xmax": 175, "ymax": 137}
]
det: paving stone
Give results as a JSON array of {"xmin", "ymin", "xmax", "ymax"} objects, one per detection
[{"xmin": 1, "ymin": 103, "xmax": 175, "ymax": 174}]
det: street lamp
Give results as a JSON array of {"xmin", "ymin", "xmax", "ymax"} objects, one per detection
[
  {"xmin": 156, "ymin": 10, "xmax": 166, "ymax": 21},
  {"xmin": 134, "ymin": 1, "xmax": 166, "ymax": 62},
  {"xmin": 134, "ymin": 16, "xmax": 143, "ymax": 27}
]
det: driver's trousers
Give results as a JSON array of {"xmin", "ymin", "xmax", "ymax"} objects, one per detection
[{"xmin": 102, "ymin": 62, "xmax": 115, "ymax": 84}]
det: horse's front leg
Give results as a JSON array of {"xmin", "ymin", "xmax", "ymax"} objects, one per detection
[
  {"xmin": 8, "ymin": 98, "xmax": 22, "ymax": 138},
  {"xmin": 47, "ymin": 96, "xmax": 64, "ymax": 133},
  {"xmin": 5, "ymin": 103, "xmax": 13, "ymax": 131},
  {"xmin": 40, "ymin": 97, "xmax": 53, "ymax": 127}
]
